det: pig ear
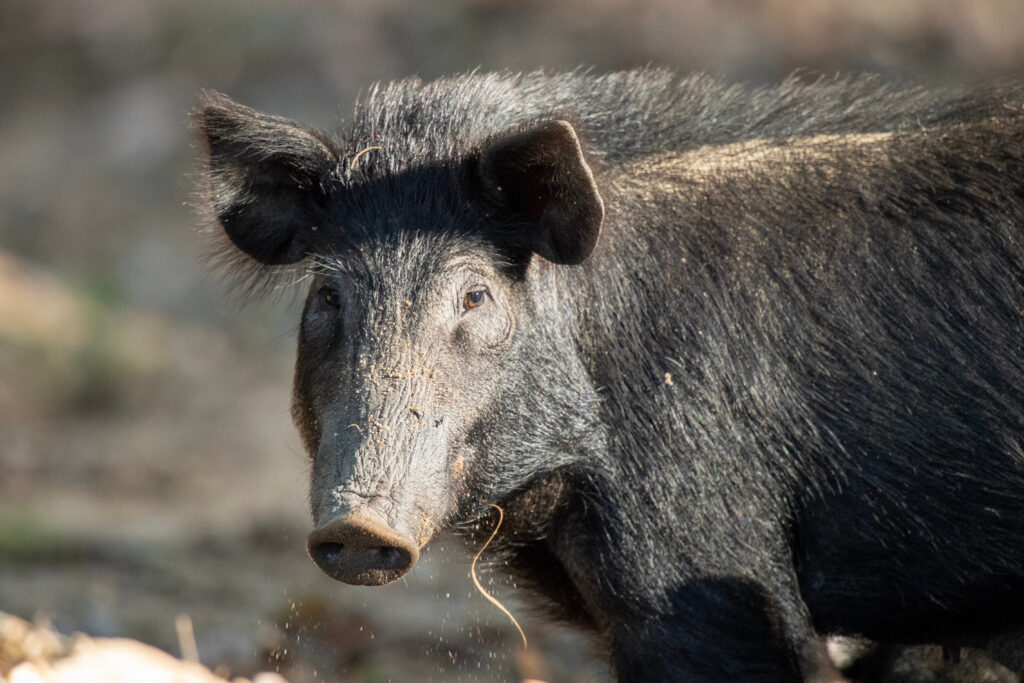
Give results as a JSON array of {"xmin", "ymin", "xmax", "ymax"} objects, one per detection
[
  {"xmin": 193, "ymin": 91, "xmax": 339, "ymax": 265},
  {"xmin": 478, "ymin": 120, "xmax": 604, "ymax": 265}
]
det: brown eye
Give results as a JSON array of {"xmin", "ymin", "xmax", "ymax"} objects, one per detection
[
  {"xmin": 463, "ymin": 290, "xmax": 487, "ymax": 310},
  {"xmin": 321, "ymin": 287, "xmax": 341, "ymax": 309}
]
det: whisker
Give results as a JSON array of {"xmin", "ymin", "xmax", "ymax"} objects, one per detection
[{"xmin": 470, "ymin": 504, "xmax": 528, "ymax": 650}]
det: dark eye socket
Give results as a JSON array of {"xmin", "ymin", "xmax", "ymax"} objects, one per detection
[
  {"xmin": 463, "ymin": 289, "xmax": 487, "ymax": 311},
  {"xmin": 320, "ymin": 287, "xmax": 341, "ymax": 309}
]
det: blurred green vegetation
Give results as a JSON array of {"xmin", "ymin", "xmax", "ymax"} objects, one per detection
[{"xmin": 0, "ymin": 510, "xmax": 91, "ymax": 564}]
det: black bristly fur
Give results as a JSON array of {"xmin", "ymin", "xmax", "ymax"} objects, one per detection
[{"xmin": 193, "ymin": 70, "xmax": 1024, "ymax": 681}]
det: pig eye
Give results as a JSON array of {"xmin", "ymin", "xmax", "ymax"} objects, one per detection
[
  {"xmin": 320, "ymin": 287, "xmax": 341, "ymax": 309},
  {"xmin": 462, "ymin": 289, "xmax": 488, "ymax": 311}
]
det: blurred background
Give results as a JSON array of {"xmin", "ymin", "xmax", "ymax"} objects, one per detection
[{"xmin": 2, "ymin": 1, "xmax": 1024, "ymax": 681}]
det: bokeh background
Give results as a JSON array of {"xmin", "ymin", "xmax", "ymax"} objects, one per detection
[{"xmin": 2, "ymin": 1, "xmax": 1024, "ymax": 681}]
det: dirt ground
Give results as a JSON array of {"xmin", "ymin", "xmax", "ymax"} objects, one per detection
[{"xmin": 3, "ymin": 1, "xmax": 1024, "ymax": 681}]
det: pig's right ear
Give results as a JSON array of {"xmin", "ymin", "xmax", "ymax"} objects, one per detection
[
  {"xmin": 478, "ymin": 120, "xmax": 604, "ymax": 265},
  {"xmin": 193, "ymin": 91, "xmax": 339, "ymax": 265}
]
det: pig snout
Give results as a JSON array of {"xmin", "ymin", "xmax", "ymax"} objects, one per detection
[
  {"xmin": 307, "ymin": 510, "xmax": 420, "ymax": 586},
  {"xmin": 306, "ymin": 395, "xmax": 453, "ymax": 585}
]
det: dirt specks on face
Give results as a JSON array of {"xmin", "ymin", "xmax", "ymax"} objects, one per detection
[{"xmin": 418, "ymin": 511, "xmax": 436, "ymax": 547}]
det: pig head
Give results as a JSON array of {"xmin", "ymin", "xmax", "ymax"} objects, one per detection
[{"xmin": 193, "ymin": 92, "xmax": 604, "ymax": 585}]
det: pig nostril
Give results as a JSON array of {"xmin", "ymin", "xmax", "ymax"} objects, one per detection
[
  {"xmin": 377, "ymin": 546, "xmax": 402, "ymax": 568},
  {"xmin": 319, "ymin": 542, "xmax": 344, "ymax": 561},
  {"xmin": 307, "ymin": 512, "xmax": 420, "ymax": 586}
]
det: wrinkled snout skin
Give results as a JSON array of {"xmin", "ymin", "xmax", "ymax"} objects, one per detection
[
  {"xmin": 300, "ymin": 364, "xmax": 455, "ymax": 586},
  {"xmin": 302, "ymin": 343, "xmax": 455, "ymax": 556}
]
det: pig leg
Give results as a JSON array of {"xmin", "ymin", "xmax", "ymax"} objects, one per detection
[{"xmin": 605, "ymin": 571, "xmax": 818, "ymax": 682}]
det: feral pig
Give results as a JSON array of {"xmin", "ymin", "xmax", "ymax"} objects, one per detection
[{"xmin": 193, "ymin": 70, "xmax": 1024, "ymax": 681}]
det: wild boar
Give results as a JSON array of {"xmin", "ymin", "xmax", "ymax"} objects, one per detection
[{"xmin": 194, "ymin": 70, "xmax": 1024, "ymax": 681}]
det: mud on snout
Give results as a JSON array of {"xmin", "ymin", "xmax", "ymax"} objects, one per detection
[{"xmin": 305, "ymin": 421, "xmax": 459, "ymax": 586}]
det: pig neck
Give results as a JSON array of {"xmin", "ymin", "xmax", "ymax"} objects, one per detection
[{"xmin": 535, "ymin": 197, "xmax": 806, "ymax": 630}]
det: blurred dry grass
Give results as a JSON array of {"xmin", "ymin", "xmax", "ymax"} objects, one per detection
[
  {"xmin": 2, "ymin": 1, "xmax": 1024, "ymax": 681},
  {"xmin": 1, "ymin": 611, "xmax": 291, "ymax": 683}
]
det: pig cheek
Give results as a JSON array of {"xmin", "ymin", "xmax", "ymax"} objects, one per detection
[
  {"xmin": 397, "ymin": 455, "xmax": 449, "ymax": 549},
  {"xmin": 417, "ymin": 510, "xmax": 436, "ymax": 547},
  {"xmin": 290, "ymin": 369, "xmax": 321, "ymax": 456}
]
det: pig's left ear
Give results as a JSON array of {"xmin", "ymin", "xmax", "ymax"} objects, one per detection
[
  {"xmin": 193, "ymin": 91, "xmax": 339, "ymax": 265},
  {"xmin": 478, "ymin": 120, "xmax": 604, "ymax": 265}
]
